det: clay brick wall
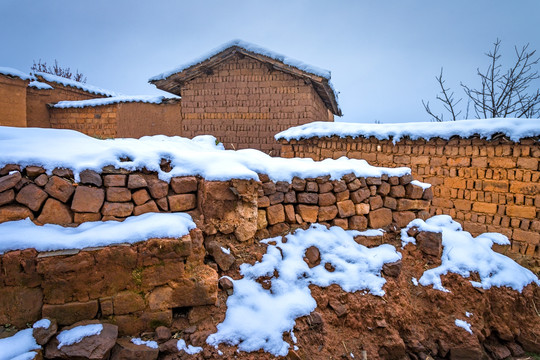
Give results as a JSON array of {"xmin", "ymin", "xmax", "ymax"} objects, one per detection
[
  {"xmin": 279, "ymin": 135, "xmax": 540, "ymax": 263},
  {"xmin": 48, "ymin": 101, "xmax": 182, "ymax": 139},
  {"xmin": 26, "ymin": 85, "xmax": 101, "ymax": 128},
  {"xmin": 180, "ymin": 55, "xmax": 333, "ymax": 155},
  {"xmin": 0, "ymin": 75, "xmax": 28, "ymax": 127}
]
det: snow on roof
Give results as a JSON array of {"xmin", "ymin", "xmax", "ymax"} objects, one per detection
[
  {"xmin": 401, "ymin": 215, "xmax": 540, "ymax": 292},
  {"xmin": 28, "ymin": 80, "xmax": 53, "ymax": 90},
  {"xmin": 0, "ymin": 213, "xmax": 195, "ymax": 254},
  {"xmin": 275, "ymin": 118, "xmax": 540, "ymax": 143},
  {"xmin": 0, "ymin": 126, "xmax": 411, "ymax": 183},
  {"xmin": 149, "ymin": 39, "xmax": 331, "ymax": 82},
  {"xmin": 34, "ymin": 72, "xmax": 119, "ymax": 97},
  {"xmin": 207, "ymin": 224, "xmax": 401, "ymax": 356},
  {"xmin": 52, "ymin": 95, "xmax": 169, "ymax": 108},
  {"xmin": 0, "ymin": 66, "xmax": 33, "ymax": 81}
]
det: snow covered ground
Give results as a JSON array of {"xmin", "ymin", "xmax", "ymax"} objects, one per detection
[
  {"xmin": 0, "ymin": 126, "xmax": 411, "ymax": 183},
  {"xmin": 275, "ymin": 118, "xmax": 540, "ymax": 143}
]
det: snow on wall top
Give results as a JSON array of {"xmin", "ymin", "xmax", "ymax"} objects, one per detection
[
  {"xmin": 52, "ymin": 95, "xmax": 169, "ymax": 109},
  {"xmin": 149, "ymin": 39, "xmax": 332, "ymax": 81},
  {"xmin": 34, "ymin": 72, "xmax": 119, "ymax": 97},
  {"xmin": 276, "ymin": 118, "xmax": 540, "ymax": 143},
  {"xmin": 0, "ymin": 126, "xmax": 411, "ymax": 183},
  {"xmin": 0, "ymin": 66, "xmax": 33, "ymax": 81},
  {"xmin": 28, "ymin": 81, "xmax": 53, "ymax": 90}
]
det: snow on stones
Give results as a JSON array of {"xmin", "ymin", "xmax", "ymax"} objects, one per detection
[
  {"xmin": 0, "ymin": 328, "xmax": 40, "ymax": 360},
  {"xmin": 0, "ymin": 126, "xmax": 411, "ymax": 183},
  {"xmin": 177, "ymin": 339, "xmax": 203, "ymax": 354},
  {"xmin": 275, "ymin": 118, "xmax": 540, "ymax": 143},
  {"xmin": 131, "ymin": 337, "xmax": 158, "ymax": 349},
  {"xmin": 0, "ymin": 212, "xmax": 195, "ymax": 254},
  {"xmin": 57, "ymin": 324, "xmax": 103, "ymax": 348},
  {"xmin": 455, "ymin": 319, "xmax": 473, "ymax": 335},
  {"xmin": 401, "ymin": 215, "xmax": 540, "ymax": 292},
  {"xmin": 206, "ymin": 224, "xmax": 401, "ymax": 356}
]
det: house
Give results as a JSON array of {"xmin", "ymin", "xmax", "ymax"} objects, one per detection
[{"xmin": 149, "ymin": 40, "xmax": 340, "ymax": 154}]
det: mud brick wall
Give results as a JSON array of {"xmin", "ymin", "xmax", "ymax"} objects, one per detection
[
  {"xmin": 279, "ymin": 136, "xmax": 540, "ymax": 262},
  {"xmin": 0, "ymin": 228, "xmax": 218, "ymax": 335},
  {"xmin": 255, "ymin": 173, "xmax": 432, "ymax": 240},
  {"xmin": 48, "ymin": 101, "xmax": 182, "ymax": 139},
  {"xmin": 180, "ymin": 55, "xmax": 333, "ymax": 155},
  {"xmin": 0, "ymin": 74, "xmax": 28, "ymax": 127}
]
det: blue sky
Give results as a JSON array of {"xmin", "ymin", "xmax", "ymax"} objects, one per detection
[{"xmin": 1, "ymin": 0, "xmax": 539, "ymax": 123}]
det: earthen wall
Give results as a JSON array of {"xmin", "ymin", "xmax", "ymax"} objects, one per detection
[
  {"xmin": 49, "ymin": 105, "xmax": 118, "ymax": 138},
  {"xmin": 279, "ymin": 135, "xmax": 540, "ymax": 262},
  {"xmin": 0, "ymin": 75, "xmax": 27, "ymax": 127}
]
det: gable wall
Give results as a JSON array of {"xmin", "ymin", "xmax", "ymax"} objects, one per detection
[{"xmin": 180, "ymin": 56, "xmax": 333, "ymax": 155}]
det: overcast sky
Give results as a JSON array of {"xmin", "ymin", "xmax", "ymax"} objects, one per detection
[{"xmin": 2, "ymin": 0, "xmax": 539, "ymax": 123}]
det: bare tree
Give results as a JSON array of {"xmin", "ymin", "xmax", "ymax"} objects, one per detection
[
  {"xmin": 31, "ymin": 59, "xmax": 87, "ymax": 83},
  {"xmin": 423, "ymin": 39, "xmax": 540, "ymax": 121}
]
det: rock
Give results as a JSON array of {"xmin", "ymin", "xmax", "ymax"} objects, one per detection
[
  {"xmin": 147, "ymin": 178, "xmax": 168, "ymax": 199},
  {"xmin": 308, "ymin": 311, "xmax": 323, "ymax": 326},
  {"xmin": 262, "ymin": 182, "xmax": 276, "ymax": 195},
  {"xmin": 284, "ymin": 191, "xmax": 296, "ymax": 203},
  {"xmin": 336, "ymin": 200, "xmax": 355, "ymax": 218},
  {"xmin": 355, "ymin": 203, "xmax": 370, "ymax": 215},
  {"xmin": 506, "ymin": 342, "xmax": 525, "ymax": 357},
  {"xmin": 0, "ymin": 171, "xmax": 21, "ymax": 192},
  {"xmin": 170, "ymin": 176, "xmax": 197, "ymax": 194},
  {"xmin": 35, "ymin": 174, "xmax": 49, "ymax": 187},
  {"xmin": 389, "ymin": 185, "xmax": 406, "ymax": 198},
  {"xmin": 42, "ymin": 300, "xmax": 99, "ymax": 325},
  {"xmin": 399, "ymin": 174, "xmax": 413, "ymax": 185},
  {"xmin": 113, "ymin": 291, "xmax": 145, "ymax": 315},
  {"xmin": 368, "ymin": 195, "xmax": 383, "ymax": 210},
  {"xmin": 106, "ymin": 187, "xmax": 132, "ymax": 202},
  {"xmin": 0, "ymin": 286, "xmax": 42, "ymax": 328},
  {"xmin": 37, "ymin": 198, "xmax": 73, "ymax": 225},
  {"xmin": 80, "ymin": 170, "xmax": 103, "ymax": 187},
  {"xmin": 416, "ymin": 231, "xmax": 442, "ymax": 257},
  {"xmin": 269, "ymin": 192, "xmax": 284, "ymax": 205},
  {"xmin": 15, "ymin": 184, "xmax": 48, "ymax": 211},
  {"xmin": 127, "ymin": 174, "xmax": 147, "ymax": 189},
  {"xmin": 132, "ymin": 189, "xmax": 151, "ymax": 206},
  {"xmin": 158, "ymin": 339, "xmax": 179, "ymax": 354},
  {"xmin": 397, "ymin": 199, "xmax": 430, "ymax": 211},
  {"xmin": 350, "ymin": 188, "xmax": 370, "ymax": 203},
  {"xmin": 25, "ymin": 166, "xmax": 46, "ymax": 177},
  {"xmin": 297, "ymin": 192, "xmax": 318, "ymax": 204},
  {"xmin": 0, "ymin": 204, "xmax": 34, "ymax": 222},
  {"xmin": 0, "ymin": 164, "xmax": 20, "ymax": 175},
  {"xmin": 483, "ymin": 340, "xmax": 511, "ymax": 360},
  {"xmin": 52, "ymin": 168, "xmax": 73, "ymax": 179},
  {"xmin": 0, "ymin": 189, "xmax": 14, "ymax": 206},
  {"xmin": 318, "ymin": 205, "xmax": 338, "ymax": 222},
  {"xmin": 72, "ymin": 186, "xmax": 105, "ymax": 213},
  {"xmin": 332, "ymin": 180, "xmax": 348, "ymax": 192},
  {"xmin": 102, "ymin": 202, "xmax": 133, "ymax": 217},
  {"xmin": 297, "ymin": 204, "xmax": 318, "ymax": 223},
  {"xmin": 74, "ymin": 212, "xmax": 102, "ymax": 223},
  {"xmin": 110, "ymin": 337, "xmax": 159, "ymax": 360},
  {"xmin": 393, "ymin": 211, "xmax": 416, "ymax": 228},
  {"xmin": 133, "ymin": 201, "xmax": 159, "ymax": 216},
  {"xmin": 218, "ymin": 277, "xmax": 234, "ymax": 290},
  {"xmin": 318, "ymin": 181, "xmax": 333, "ymax": 193},
  {"xmin": 368, "ymin": 208, "xmax": 392, "ymax": 228},
  {"xmin": 45, "ymin": 321, "xmax": 118, "ymax": 360},
  {"xmin": 306, "ymin": 181, "xmax": 318, "ymax": 192},
  {"xmin": 33, "ymin": 318, "xmax": 58, "ymax": 345},
  {"xmin": 348, "ymin": 215, "xmax": 368, "ymax": 230},
  {"xmin": 382, "ymin": 259, "xmax": 402, "ymax": 277},
  {"xmin": 304, "ymin": 246, "xmax": 320, "ymax": 268},
  {"xmin": 328, "ymin": 298, "xmax": 348, "ymax": 317},
  {"xmin": 155, "ymin": 326, "xmax": 171, "ymax": 342},
  {"xmin": 156, "ymin": 197, "xmax": 168, "ymax": 211},
  {"xmin": 206, "ymin": 240, "xmax": 235, "ymax": 271},
  {"xmin": 266, "ymin": 204, "xmax": 285, "ymax": 225},
  {"xmin": 104, "ymin": 174, "xmax": 126, "ymax": 187},
  {"xmin": 44, "ymin": 176, "xmax": 75, "ymax": 203},
  {"xmin": 318, "ymin": 192, "xmax": 336, "ymax": 206},
  {"xmin": 405, "ymin": 183, "xmax": 424, "ymax": 199},
  {"xmin": 168, "ymin": 194, "xmax": 197, "ymax": 212},
  {"xmin": 292, "ymin": 177, "xmax": 306, "ymax": 191}
]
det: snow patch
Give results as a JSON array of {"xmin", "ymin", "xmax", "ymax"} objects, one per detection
[
  {"xmin": 0, "ymin": 212, "xmax": 195, "ymax": 254},
  {"xmin": 34, "ymin": 72, "xmax": 118, "ymax": 97},
  {"xmin": 465, "ymin": 312, "xmax": 473, "ymax": 318},
  {"xmin": 131, "ymin": 337, "xmax": 158, "ymax": 349},
  {"xmin": 455, "ymin": 319, "xmax": 473, "ymax": 334},
  {"xmin": 33, "ymin": 318, "xmax": 51, "ymax": 329},
  {"xmin": 0, "ymin": 328, "xmax": 40, "ymax": 360},
  {"xmin": 410, "ymin": 180, "xmax": 431, "ymax": 190},
  {"xmin": 402, "ymin": 215, "xmax": 539, "ymax": 292},
  {"xmin": 57, "ymin": 324, "xmax": 103, "ymax": 349},
  {"xmin": 0, "ymin": 66, "xmax": 33, "ymax": 81},
  {"xmin": 206, "ymin": 224, "xmax": 401, "ymax": 356},
  {"xmin": 28, "ymin": 80, "xmax": 53, "ymax": 90},
  {"xmin": 221, "ymin": 247, "xmax": 231, "ymax": 255},
  {"xmin": 0, "ymin": 126, "xmax": 411, "ymax": 183},
  {"xmin": 412, "ymin": 277, "xmax": 419, "ymax": 286},
  {"xmin": 275, "ymin": 118, "xmax": 540, "ymax": 143},
  {"xmin": 150, "ymin": 39, "xmax": 331, "ymax": 81},
  {"xmin": 52, "ymin": 95, "xmax": 169, "ymax": 108},
  {"xmin": 10, "ymin": 352, "xmax": 39, "ymax": 360},
  {"xmin": 177, "ymin": 339, "xmax": 203, "ymax": 354}
]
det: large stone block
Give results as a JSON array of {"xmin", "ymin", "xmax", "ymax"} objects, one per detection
[
  {"xmin": 102, "ymin": 202, "xmax": 134, "ymax": 217},
  {"xmin": 106, "ymin": 187, "xmax": 132, "ymax": 202},
  {"xmin": 15, "ymin": 184, "xmax": 48, "ymax": 211},
  {"xmin": 297, "ymin": 204, "xmax": 318, "ymax": 223},
  {"xmin": 266, "ymin": 204, "xmax": 285, "ymax": 225},
  {"xmin": 0, "ymin": 171, "xmax": 21, "ymax": 193},
  {"xmin": 71, "ymin": 186, "xmax": 105, "ymax": 213},
  {"xmin": 168, "ymin": 194, "xmax": 197, "ymax": 212},
  {"xmin": 368, "ymin": 208, "xmax": 392, "ymax": 228},
  {"xmin": 44, "ymin": 175, "xmax": 75, "ymax": 203},
  {"xmin": 170, "ymin": 176, "xmax": 198, "ymax": 194},
  {"xmin": 37, "ymin": 198, "xmax": 73, "ymax": 224},
  {"xmin": 0, "ymin": 286, "xmax": 42, "ymax": 327},
  {"xmin": 42, "ymin": 300, "xmax": 99, "ymax": 325}
]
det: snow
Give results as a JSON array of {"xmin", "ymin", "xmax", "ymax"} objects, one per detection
[
  {"xmin": 465, "ymin": 312, "xmax": 473, "ymax": 318},
  {"xmin": 177, "ymin": 339, "xmax": 203, "ymax": 354},
  {"xmin": 34, "ymin": 72, "xmax": 118, "ymax": 97},
  {"xmin": 10, "ymin": 352, "xmax": 38, "ymax": 360},
  {"xmin": 150, "ymin": 39, "xmax": 331, "ymax": 82},
  {"xmin": 57, "ymin": 324, "xmax": 103, "ymax": 349},
  {"xmin": 0, "ymin": 328, "xmax": 40, "ymax": 360},
  {"xmin": 455, "ymin": 319, "xmax": 473, "ymax": 334},
  {"xmin": 206, "ymin": 224, "xmax": 401, "ymax": 356},
  {"xmin": 410, "ymin": 180, "xmax": 431, "ymax": 190},
  {"xmin": 401, "ymin": 215, "xmax": 540, "ymax": 292},
  {"xmin": 32, "ymin": 318, "xmax": 51, "ymax": 329},
  {"xmin": 131, "ymin": 337, "xmax": 158, "ymax": 349},
  {"xmin": 0, "ymin": 66, "xmax": 33, "ymax": 81},
  {"xmin": 221, "ymin": 247, "xmax": 231, "ymax": 255},
  {"xmin": 0, "ymin": 212, "xmax": 195, "ymax": 254},
  {"xmin": 28, "ymin": 80, "xmax": 53, "ymax": 90},
  {"xmin": 52, "ymin": 95, "xmax": 169, "ymax": 108},
  {"xmin": 412, "ymin": 277, "xmax": 419, "ymax": 286},
  {"xmin": 0, "ymin": 126, "xmax": 411, "ymax": 183},
  {"xmin": 275, "ymin": 118, "xmax": 540, "ymax": 143}
]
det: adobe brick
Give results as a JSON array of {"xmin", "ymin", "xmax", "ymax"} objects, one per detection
[
  {"xmin": 506, "ymin": 205, "xmax": 536, "ymax": 219},
  {"xmin": 471, "ymin": 202, "xmax": 498, "ymax": 214}
]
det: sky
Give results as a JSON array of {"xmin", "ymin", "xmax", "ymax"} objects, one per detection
[{"xmin": 1, "ymin": 0, "xmax": 539, "ymax": 123}]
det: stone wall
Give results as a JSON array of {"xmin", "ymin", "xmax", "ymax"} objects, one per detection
[
  {"xmin": 180, "ymin": 55, "xmax": 333, "ymax": 155},
  {"xmin": 0, "ymin": 74, "xmax": 28, "ymax": 127},
  {"xmin": 279, "ymin": 135, "xmax": 540, "ymax": 262}
]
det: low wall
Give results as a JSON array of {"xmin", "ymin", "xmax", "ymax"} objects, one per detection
[
  {"xmin": 0, "ymin": 74, "xmax": 27, "ymax": 127},
  {"xmin": 279, "ymin": 135, "xmax": 540, "ymax": 262}
]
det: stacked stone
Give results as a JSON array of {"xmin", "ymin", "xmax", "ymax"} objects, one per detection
[
  {"xmin": 0, "ymin": 164, "xmax": 198, "ymax": 225},
  {"xmin": 0, "ymin": 227, "xmax": 217, "ymax": 336},
  {"xmin": 256, "ymin": 172, "xmax": 432, "ymax": 238}
]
